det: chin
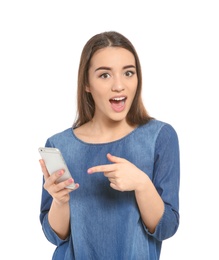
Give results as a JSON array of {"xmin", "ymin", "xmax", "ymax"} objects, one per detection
[{"xmin": 109, "ymin": 114, "xmax": 128, "ymax": 123}]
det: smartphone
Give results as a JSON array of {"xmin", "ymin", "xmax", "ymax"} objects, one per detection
[{"xmin": 38, "ymin": 147, "xmax": 76, "ymax": 189}]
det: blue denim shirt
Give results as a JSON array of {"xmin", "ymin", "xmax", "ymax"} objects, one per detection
[{"xmin": 40, "ymin": 119, "xmax": 180, "ymax": 260}]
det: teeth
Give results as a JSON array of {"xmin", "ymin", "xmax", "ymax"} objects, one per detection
[{"xmin": 112, "ymin": 97, "xmax": 125, "ymax": 101}]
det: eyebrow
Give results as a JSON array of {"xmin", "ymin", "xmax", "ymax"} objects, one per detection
[{"xmin": 95, "ymin": 65, "xmax": 136, "ymax": 72}]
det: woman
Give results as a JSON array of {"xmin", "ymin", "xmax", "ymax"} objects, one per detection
[{"xmin": 39, "ymin": 31, "xmax": 180, "ymax": 259}]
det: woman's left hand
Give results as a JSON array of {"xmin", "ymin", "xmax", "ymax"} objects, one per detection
[{"xmin": 87, "ymin": 153, "xmax": 148, "ymax": 192}]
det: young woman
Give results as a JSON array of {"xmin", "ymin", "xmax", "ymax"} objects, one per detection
[{"xmin": 39, "ymin": 31, "xmax": 180, "ymax": 260}]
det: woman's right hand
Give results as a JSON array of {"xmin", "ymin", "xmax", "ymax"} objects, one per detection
[{"xmin": 39, "ymin": 159, "xmax": 79, "ymax": 205}]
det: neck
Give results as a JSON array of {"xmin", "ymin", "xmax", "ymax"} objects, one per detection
[{"xmin": 87, "ymin": 119, "xmax": 136, "ymax": 142}]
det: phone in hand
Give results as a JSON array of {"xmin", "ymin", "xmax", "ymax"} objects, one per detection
[{"xmin": 38, "ymin": 147, "xmax": 76, "ymax": 189}]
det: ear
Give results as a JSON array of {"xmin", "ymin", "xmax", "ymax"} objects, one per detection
[{"xmin": 85, "ymin": 85, "xmax": 91, "ymax": 93}]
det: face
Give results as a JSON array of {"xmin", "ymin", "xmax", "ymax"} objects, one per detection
[{"xmin": 86, "ymin": 47, "xmax": 138, "ymax": 123}]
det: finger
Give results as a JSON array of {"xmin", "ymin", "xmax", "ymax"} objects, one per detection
[
  {"xmin": 39, "ymin": 159, "xmax": 46, "ymax": 169},
  {"xmin": 43, "ymin": 169, "xmax": 64, "ymax": 187},
  {"xmin": 53, "ymin": 177, "xmax": 78, "ymax": 191},
  {"xmin": 87, "ymin": 153, "xmax": 125, "ymax": 174},
  {"xmin": 109, "ymin": 182, "xmax": 120, "ymax": 191},
  {"xmin": 106, "ymin": 153, "xmax": 125, "ymax": 163},
  {"xmin": 108, "ymin": 177, "xmax": 116, "ymax": 183},
  {"xmin": 87, "ymin": 164, "xmax": 115, "ymax": 174},
  {"xmin": 39, "ymin": 159, "xmax": 67, "ymax": 184},
  {"xmin": 39, "ymin": 159, "xmax": 50, "ymax": 178}
]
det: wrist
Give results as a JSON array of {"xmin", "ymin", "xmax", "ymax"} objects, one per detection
[{"xmin": 135, "ymin": 172, "xmax": 149, "ymax": 193}]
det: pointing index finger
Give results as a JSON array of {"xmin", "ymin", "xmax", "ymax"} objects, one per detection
[{"xmin": 87, "ymin": 164, "xmax": 112, "ymax": 174}]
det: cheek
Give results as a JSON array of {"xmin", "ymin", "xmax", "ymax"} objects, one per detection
[
  {"xmin": 88, "ymin": 81, "xmax": 107, "ymax": 97},
  {"xmin": 129, "ymin": 81, "xmax": 138, "ymax": 95},
  {"xmin": 129, "ymin": 85, "xmax": 138, "ymax": 103},
  {"xmin": 88, "ymin": 87, "xmax": 104, "ymax": 102}
]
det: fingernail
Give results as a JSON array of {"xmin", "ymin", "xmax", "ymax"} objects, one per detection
[{"xmin": 58, "ymin": 170, "xmax": 64, "ymax": 175}]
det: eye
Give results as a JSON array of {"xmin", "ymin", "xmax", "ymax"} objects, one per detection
[
  {"xmin": 100, "ymin": 73, "xmax": 110, "ymax": 79},
  {"xmin": 125, "ymin": 70, "xmax": 135, "ymax": 77}
]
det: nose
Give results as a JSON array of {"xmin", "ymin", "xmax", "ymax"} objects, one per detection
[{"xmin": 111, "ymin": 76, "xmax": 125, "ymax": 92}]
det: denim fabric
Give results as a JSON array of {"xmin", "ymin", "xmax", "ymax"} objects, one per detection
[{"xmin": 40, "ymin": 119, "xmax": 180, "ymax": 260}]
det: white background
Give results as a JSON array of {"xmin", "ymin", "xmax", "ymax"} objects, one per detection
[{"xmin": 0, "ymin": 0, "xmax": 218, "ymax": 259}]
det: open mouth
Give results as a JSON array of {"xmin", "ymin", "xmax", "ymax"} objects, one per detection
[
  {"xmin": 109, "ymin": 96, "xmax": 127, "ymax": 112},
  {"xmin": 109, "ymin": 96, "xmax": 127, "ymax": 104}
]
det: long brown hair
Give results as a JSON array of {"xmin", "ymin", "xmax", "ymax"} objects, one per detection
[{"xmin": 73, "ymin": 31, "xmax": 153, "ymax": 128}]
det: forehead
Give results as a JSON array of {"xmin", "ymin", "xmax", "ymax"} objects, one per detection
[{"xmin": 89, "ymin": 47, "xmax": 136, "ymax": 68}]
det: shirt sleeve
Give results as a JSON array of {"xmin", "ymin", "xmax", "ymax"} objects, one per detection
[{"xmin": 144, "ymin": 123, "xmax": 180, "ymax": 241}]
